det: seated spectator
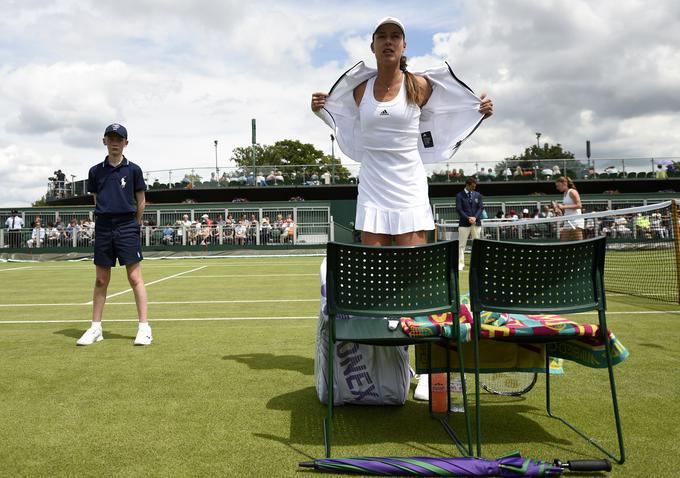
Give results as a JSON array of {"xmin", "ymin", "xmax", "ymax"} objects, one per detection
[
  {"xmin": 541, "ymin": 167, "xmax": 553, "ymax": 179},
  {"xmin": 162, "ymin": 223, "xmax": 175, "ymax": 245},
  {"xmin": 514, "ymin": 165, "xmax": 523, "ymax": 177},
  {"xmin": 281, "ymin": 214, "xmax": 295, "ymax": 243},
  {"xmin": 656, "ymin": 164, "xmax": 667, "ymax": 179},
  {"xmin": 224, "ymin": 214, "xmax": 235, "ymax": 244},
  {"xmin": 234, "ymin": 219, "xmax": 247, "ymax": 245},
  {"xmin": 650, "ymin": 213, "xmax": 668, "ymax": 238},
  {"xmin": 198, "ymin": 215, "xmax": 213, "ymax": 245},
  {"xmin": 65, "ymin": 218, "xmax": 80, "ymax": 243},
  {"xmin": 271, "ymin": 213, "xmax": 285, "ymax": 243},
  {"xmin": 27, "ymin": 218, "xmax": 45, "ymax": 248},
  {"xmin": 503, "ymin": 167, "xmax": 512, "ymax": 180},
  {"xmin": 45, "ymin": 222, "xmax": 61, "ymax": 247},
  {"xmin": 614, "ymin": 216, "xmax": 631, "ymax": 237},
  {"xmin": 174, "ymin": 214, "xmax": 189, "ymax": 244},
  {"xmin": 80, "ymin": 218, "xmax": 95, "ymax": 245},
  {"xmin": 266, "ymin": 170, "xmax": 276, "ymax": 184},
  {"xmin": 634, "ymin": 213, "xmax": 651, "ymax": 238},
  {"xmin": 322, "ymin": 171, "xmax": 332, "ymax": 184},
  {"xmin": 247, "ymin": 214, "xmax": 259, "ymax": 244},
  {"xmin": 216, "ymin": 214, "xmax": 226, "ymax": 227},
  {"xmin": 219, "ymin": 172, "xmax": 228, "ymax": 185},
  {"xmin": 260, "ymin": 215, "xmax": 272, "ymax": 243},
  {"xmin": 486, "ymin": 168, "xmax": 496, "ymax": 180}
]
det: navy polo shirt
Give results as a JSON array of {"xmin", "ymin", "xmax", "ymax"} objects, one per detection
[{"xmin": 88, "ymin": 156, "xmax": 146, "ymax": 216}]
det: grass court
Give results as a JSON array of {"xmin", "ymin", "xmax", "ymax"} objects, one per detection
[{"xmin": 0, "ymin": 256, "xmax": 679, "ymax": 477}]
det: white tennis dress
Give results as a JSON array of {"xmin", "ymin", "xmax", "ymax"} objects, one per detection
[
  {"xmin": 563, "ymin": 189, "xmax": 584, "ymax": 230},
  {"xmin": 354, "ymin": 76, "xmax": 434, "ymax": 234}
]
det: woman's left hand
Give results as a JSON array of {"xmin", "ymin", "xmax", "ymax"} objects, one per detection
[{"xmin": 479, "ymin": 92, "xmax": 493, "ymax": 118}]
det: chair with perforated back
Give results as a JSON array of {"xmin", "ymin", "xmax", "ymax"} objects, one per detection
[
  {"xmin": 324, "ymin": 240, "xmax": 471, "ymax": 457},
  {"xmin": 468, "ymin": 236, "xmax": 624, "ymax": 463}
]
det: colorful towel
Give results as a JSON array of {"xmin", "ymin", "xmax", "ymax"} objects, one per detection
[{"xmin": 401, "ymin": 294, "xmax": 629, "ymax": 368}]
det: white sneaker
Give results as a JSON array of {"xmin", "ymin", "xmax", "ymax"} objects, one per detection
[
  {"xmin": 413, "ymin": 374, "xmax": 429, "ymax": 401},
  {"xmin": 134, "ymin": 326, "xmax": 153, "ymax": 346},
  {"xmin": 76, "ymin": 327, "xmax": 103, "ymax": 346}
]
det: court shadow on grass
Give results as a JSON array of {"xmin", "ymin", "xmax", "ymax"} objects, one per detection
[
  {"xmin": 54, "ymin": 328, "xmax": 135, "ymax": 341},
  {"xmin": 222, "ymin": 353, "xmax": 313, "ymax": 376},
  {"xmin": 255, "ymin": 386, "xmax": 570, "ymax": 452}
]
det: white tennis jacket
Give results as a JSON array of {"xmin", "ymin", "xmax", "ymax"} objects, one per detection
[{"xmin": 314, "ymin": 61, "xmax": 486, "ymax": 164}]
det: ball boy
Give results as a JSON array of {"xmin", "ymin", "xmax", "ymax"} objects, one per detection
[{"xmin": 77, "ymin": 123, "xmax": 152, "ymax": 346}]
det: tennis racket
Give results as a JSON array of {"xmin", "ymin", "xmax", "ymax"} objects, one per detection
[
  {"xmin": 480, "ymin": 372, "xmax": 538, "ymax": 396},
  {"xmin": 550, "ymin": 200, "xmax": 563, "ymax": 216}
]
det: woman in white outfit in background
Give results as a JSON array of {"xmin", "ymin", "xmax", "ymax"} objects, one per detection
[
  {"xmin": 555, "ymin": 176, "xmax": 584, "ymax": 241},
  {"xmin": 311, "ymin": 16, "xmax": 493, "ymax": 401}
]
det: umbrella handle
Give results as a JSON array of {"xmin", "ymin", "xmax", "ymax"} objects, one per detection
[{"xmin": 554, "ymin": 459, "xmax": 612, "ymax": 472}]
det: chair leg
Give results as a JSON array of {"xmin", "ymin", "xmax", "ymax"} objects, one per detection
[
  {"xmin": 434, "ymin": 340, "xmax": 473, "ymax": 456},
  {"xmin": 324, "ymin": 325, "xmax": 334, "ymax": 458},
  {"xmin": 455, "ymin": 337, "xmax": 473, "ymax": 456},
  {"xmin": 546, "ymin": 316, "xmax": 625, "ymax": 464},
  {"xmin": 472, "ymin": 313, "xmax": 482, "ymax": 457}
]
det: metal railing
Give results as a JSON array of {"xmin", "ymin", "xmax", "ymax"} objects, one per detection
[
  {"xmin": 1, "ymin": 206, "xmax": 332, "ymax": 249},
  {"xmin": 45, "ymin": 157, "xmax": 680, "ymax": 200}
]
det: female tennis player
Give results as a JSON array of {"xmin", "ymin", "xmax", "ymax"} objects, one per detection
[{"xmin": 312, "ymin": 16, "xmax": 493, "ymax": 400}]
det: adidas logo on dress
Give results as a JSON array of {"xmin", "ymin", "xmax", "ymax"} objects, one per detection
[{"xmin": 379, "ymin": 109, "xmax": 389, "ymax": 116}]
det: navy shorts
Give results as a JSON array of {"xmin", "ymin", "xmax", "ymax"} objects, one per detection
[{"xmin": 94, "ymin": 215, "xmax": 143, "ymax": 267}]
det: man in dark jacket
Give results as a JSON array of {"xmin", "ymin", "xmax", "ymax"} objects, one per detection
[{"xmin": 455, "ymin": 177, "xmax": 484, "ymax": 270}]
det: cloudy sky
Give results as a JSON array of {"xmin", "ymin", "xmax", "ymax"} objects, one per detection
[{"xmin": 1, "ymin": 0, "xmax": 679, "ymax": 206}]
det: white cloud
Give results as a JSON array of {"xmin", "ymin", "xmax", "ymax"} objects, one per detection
[{"xmin": 1, "ymin": 0, "xmax": 679, "ymax": 206}]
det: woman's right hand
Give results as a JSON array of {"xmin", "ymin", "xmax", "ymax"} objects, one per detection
[{"xmin": 311, "ymin": 92, "xmax": 328, "ymax": 112}]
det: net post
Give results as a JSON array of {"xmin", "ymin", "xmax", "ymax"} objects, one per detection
[{"xmin": 672, "ymin": 200, "xmax": 680, "ymax": 304}]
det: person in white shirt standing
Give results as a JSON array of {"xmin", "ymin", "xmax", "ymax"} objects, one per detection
[{"xmin": 5, "ymin": 209, "xmax": 24, "ymax": 248}]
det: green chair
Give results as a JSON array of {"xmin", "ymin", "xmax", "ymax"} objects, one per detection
[
  {"xmin": 468, "ymin": 237, "xmax": 624, "ymax": 463},
  {"xmin": 324, "ymin": 240, "xmax": 471, "ymax": 457}
]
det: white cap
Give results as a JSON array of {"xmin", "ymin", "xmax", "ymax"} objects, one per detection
[
  {"xmin": 373, "ymin": 16, "xmax": 406, "ymax": 36},
  {"xmin": 201, "ymin": 214, "xmax": 209, "ymax": 219},
  {"xmin": 522, "ymin": 209, "xmax": 529, "ymax": 214}
]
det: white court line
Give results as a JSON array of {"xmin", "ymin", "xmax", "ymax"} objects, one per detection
[
  {"xmin": 0, "ymin": 298, "xmax": 319, "ymax": 307},
  {"xmin": 1, "ymin": 311, "xmax": 679, "ymax": 325},
  {"xmin": 0, "ymin": 266, "xmax": 34, "ymax": 272},
  {"xmin": 0, "ymin": 316, "xmax": 317, "ymax": 325},
  {"xmin": 84, "ymin": 265, "xmax": 207, "ymax": 304},
  {"xmin": 174, "ymin": 273, "xmax": 318, "ymax": 278},
  {"xmin": 0, "ymin": 262, "xmax": 321, "ymax": 271}
]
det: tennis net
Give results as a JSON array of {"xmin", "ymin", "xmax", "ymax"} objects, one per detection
[{"xmin": 437, "ymin": 200, "xmax": 680, "ymax": 303}]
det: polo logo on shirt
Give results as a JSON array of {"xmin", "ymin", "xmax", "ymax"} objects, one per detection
[
  {"xmin": 379, "ymin": 109, "xmax": 389, "ymax": 116},
  {"xmin": 120, "ymin": 177, "xmax": 127, "ymax": 188}
]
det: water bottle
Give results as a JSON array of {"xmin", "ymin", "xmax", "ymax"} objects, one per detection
[{"xmin": 430, "ymin": 373, "xmax": 448, "ymax": 413}]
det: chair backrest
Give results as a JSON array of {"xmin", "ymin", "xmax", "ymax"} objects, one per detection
[
  {"xmin": 326, "ymin": 241, "xmax": 459, "ymax": 318},
  {"xmin": 469, "ymin": 237, "xmax": 606, "ymax": 315}
]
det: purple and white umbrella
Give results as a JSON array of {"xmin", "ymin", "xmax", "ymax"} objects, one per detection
[{"xmin": 299, "ymin": 452, "xmax": 611, "ymax": 476}]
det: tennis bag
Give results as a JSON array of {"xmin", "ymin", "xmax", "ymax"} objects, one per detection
[{"xmin": 315, "ymin": 259, "xmax": 410, "ymax": 406}]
